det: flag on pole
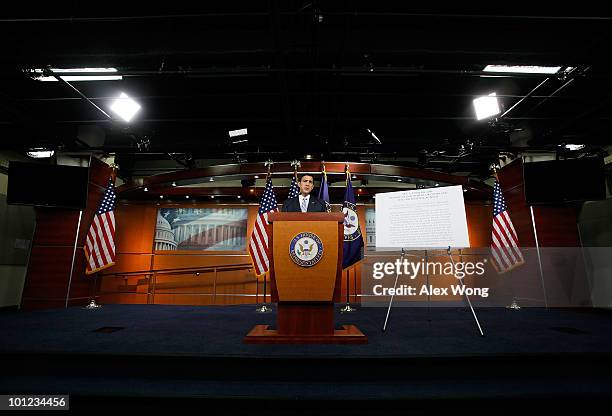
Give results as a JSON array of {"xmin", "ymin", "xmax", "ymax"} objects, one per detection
[
  {"xmin": 85, "ymin": 177, "xmax": 117, "ymax": 274},
  {"xmin": 248, "ymin": 175, "xmax": 279, "ymax": 276},
  {"xmin": 288, "ymin": 170, "xmax": 299, "ymax": 199},
  {"xmin": 317, "ymin": 165, "xmax": 331, "ymax": 212},
  {"xmin": 491, "ymin": 179, "xmax": 524, "ymax": 273},
  {"xmin": 342, "ymin": 169, "xmax": 364, "ymax": 269}
]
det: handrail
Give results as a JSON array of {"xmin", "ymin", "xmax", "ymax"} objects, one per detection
[{"xmin": 99, "ymin": 262, "xmax": 252, "ymax": 278}]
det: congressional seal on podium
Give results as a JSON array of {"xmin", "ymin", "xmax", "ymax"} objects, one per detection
[{"xmin": 289, "ymin": 232, "xmax": 323, "ymax": 267}]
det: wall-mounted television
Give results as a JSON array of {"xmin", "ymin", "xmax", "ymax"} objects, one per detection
[
  {"xmin": 523, "ymin": 157, "xmax": 606, "ymax": 204},
  {"xmin": 7, "ymin": 161, "xmax": 89, "ymax": 210}
]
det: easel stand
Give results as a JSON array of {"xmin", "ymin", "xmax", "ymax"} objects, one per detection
[
  {"xmin": 382, "ymin": 247, "xmax": 485, "ymax": 337},
  {"xmin": 382, "ymin": 248, "xmax": 406, "ymax": 332},
  {"xmin": 447, "ymin": 247, "xmax": 484, "ymax": 336},
  {"xmin": 256, "ymin": 273, "xmax": 272, "ymax": 313}
]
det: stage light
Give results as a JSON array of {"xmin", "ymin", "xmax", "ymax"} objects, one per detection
[
  {"xmin": 110, "ymin": 93, "xmax": 141, "ymax": 122},
  {"xmin": 473, "ymin": 93, "xmax": 500, "ymax": 120},
  {"xmin": 27, "ymin": 149, "xmax": 54, "ymax": 158},
  {"xmin": 483, "ymin": 65, "xmax": 562, "ymax": 74},
  {"xmin": 31, "ymin": 67, "xmax": 122, "ymax": 82}
]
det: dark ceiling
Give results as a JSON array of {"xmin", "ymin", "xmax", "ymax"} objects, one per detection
[{"xmin": 1, "ymin": 2, "xmax": 612, "ymax": 179}]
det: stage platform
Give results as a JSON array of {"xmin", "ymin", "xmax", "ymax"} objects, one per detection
[{"xmin": 1, "ymin": 304, "xmax": 611, "ymax": 412}]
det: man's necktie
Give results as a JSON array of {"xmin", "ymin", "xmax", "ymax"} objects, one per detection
[{"xmin": 300, "ymin": 198, "xmax": 307, "ymax": 212}]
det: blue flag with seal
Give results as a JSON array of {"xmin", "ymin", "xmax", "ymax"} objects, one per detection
[
  {"xmin": 342, "ymin": 168, "xmax": 364, "ymax": 269},
  {"xmin": 318, "ymin": 166, "xmax": 332, "ymax": 212}
]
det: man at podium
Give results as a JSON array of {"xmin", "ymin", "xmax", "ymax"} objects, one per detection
[{"xmin": 282, "ymin": 174, "xmax": 327, "ymax": 212}]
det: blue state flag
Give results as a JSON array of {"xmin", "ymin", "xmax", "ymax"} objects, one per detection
[
  {"xmin": 342, "ymin": 171, "xmax": 364, "ymax": 269},
  {"xmin": 318, "ymin": 169, "xmax": 332, "ymax": 212}
]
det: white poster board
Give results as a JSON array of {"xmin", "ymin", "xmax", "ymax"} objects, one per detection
[{"xmin": 375, "ymin": 185, "xmax": 470, "ymax": 249}]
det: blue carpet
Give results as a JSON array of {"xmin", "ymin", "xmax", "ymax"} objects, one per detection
[{"xmin": 0, "ymin": 304, "xmax": 610, "ymax": 357}]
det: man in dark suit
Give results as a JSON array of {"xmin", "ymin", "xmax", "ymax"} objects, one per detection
[{"xmin": 282, "ymin": 174, "xmax": 327, "ymax": 212}]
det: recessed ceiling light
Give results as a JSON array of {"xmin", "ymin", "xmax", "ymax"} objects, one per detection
[{"xmin": 483, "ymin": 65, "xmax": 562, "ymax": 74}]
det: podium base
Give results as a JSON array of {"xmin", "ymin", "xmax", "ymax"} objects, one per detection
[{"xmin": 243, "ymin": 324, "xmax": 368, "ymax": 344}]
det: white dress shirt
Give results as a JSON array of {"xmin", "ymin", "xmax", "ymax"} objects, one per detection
[{"xmin": 299, "ymin": 195, "xmax": 310, "ymax": 212}]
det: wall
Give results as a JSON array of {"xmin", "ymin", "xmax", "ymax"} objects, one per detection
[
  {"xmin": 97, "ymin": 199, "xmax": 494, "ymax": 306},
  {"xmin": 0, "ymin": 173, "xmax": 36, "ymax": 308},
  {"xmin": 578, "ymin": 198, "xmax": 612, "ymax": 307},
  {"xmin": 21, "ymin": 158, "xmax": 112, "ymax": 309}
]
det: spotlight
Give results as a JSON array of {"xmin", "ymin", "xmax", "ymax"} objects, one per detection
[
  {"xmin": 110, "ymin": 92, "xmax": 141, "ymax": 122},
  {"xmin": 473, "ymin": 93, "xmax": 500, "ymax": 120}
]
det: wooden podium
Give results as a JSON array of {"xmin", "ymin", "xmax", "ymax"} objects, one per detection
[{"xmin": 244, "ymin": 212, "xmax": 367, "ymax": 344}]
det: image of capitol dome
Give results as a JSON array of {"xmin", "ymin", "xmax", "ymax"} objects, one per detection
[{"xmin": 154, "ymin": 211, "xmax": 178, "ymax": 251}]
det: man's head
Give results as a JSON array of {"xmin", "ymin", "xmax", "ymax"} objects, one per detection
[{"xmin": 298, "ymin": 174, "xmax": 314, "ymax": 197}]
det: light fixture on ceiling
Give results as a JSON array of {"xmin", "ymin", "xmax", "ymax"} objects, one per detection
[
  {"xmin": 26, "ymin": 149, "xmax": 54, "ymax": 158},
  {"xmin": 185, "ymin": 195, "xmax": 190, "ymax": 199},
  {"xmin": 565, "ymin": 144, "xmax": 585, "ymax": 151},
  {"xmin": 30, "ymin": 67, "xmax": 122, "ymax": 82},
  {"xmin": 144, "ymin": 187, "xmax": 148, "ymax": 192},
  {"xmin": 483, "ymin": 65, "xmax": 562, "ymax": 74},
  {"xmin": 228, "ymin": 128, "xmax": 248, "ymax": 144},
  {"xmin": 110, "ymin": 93, "xmax": 141, "ymax": 122},
  {"xmin": 366, "ymin": 128, "xmax": 382, "ymax": 144},
  {"xmin": 473, "ymin": 92, "xmax": 501, "ymax": 120}
]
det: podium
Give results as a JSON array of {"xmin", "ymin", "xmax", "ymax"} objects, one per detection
[{"xmin": 244, "ymin": 212, "xmax": 367, "ymax": 344}]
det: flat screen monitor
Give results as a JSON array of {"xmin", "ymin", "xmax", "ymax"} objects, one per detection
[
  {"xmin": 523, "ymin": 157, "xmax": 606, "ymax": 204},
  {"xmin": 7, "ymin": 161, "xmax": 89, "ymax": 210}
]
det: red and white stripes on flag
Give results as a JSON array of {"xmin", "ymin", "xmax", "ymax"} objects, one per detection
[
  {"xmin": 248, "ymin": 175, "xmax": 279, "ymax": 276},
  {"xmin": 491, "ymin": 180, "xmax": 524, "ymax": 273},
  {"xmin": 84, "ymin": 178, "xmax": 117, "ymax": 274}
]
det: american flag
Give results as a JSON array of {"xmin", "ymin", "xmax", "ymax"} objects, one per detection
[
  {"xmin": 85, "ymin": 178, "xmax": 117, "ymax": 274},
  {"xmin": 491, "ymin": 180, "xmax": 524, "ymax": 273},
  {"xmin": 249, "ymin": 175, "xmax": 279, "ymax": 276},
  {"xmin": 288, "ymin": 172, "xmax": 299, "ymax": 199}
]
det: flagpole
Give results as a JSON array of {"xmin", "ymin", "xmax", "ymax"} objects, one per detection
[
  {"xmin": 341, "ymin": 165, "xmax": 357, "ymax": 313},
  {"xmin": 255, "ymin": 163, "xmax": 273, "ymax": 313}
]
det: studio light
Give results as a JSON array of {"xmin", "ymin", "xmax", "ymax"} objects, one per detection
[
  {"xmin": 483, "ymin": 65, "xmax": 562, "ymax": 74},
  {"xmin": 473, "ymin": 92, "xmax": 500, "ymax": 120},
  {"xmin": 30, "ymin": 67, "xmax": 122, "ymax": 82},
  {"xmin": 110, "ymin": 93, "xmax": 141, "ymax": 122}
]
